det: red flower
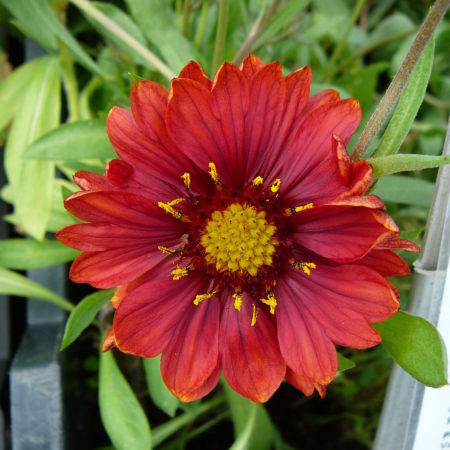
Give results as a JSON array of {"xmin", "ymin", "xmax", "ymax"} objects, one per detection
[{"xmin": 57, "ymin": 55, "xmax": 418, "ymax": 402}]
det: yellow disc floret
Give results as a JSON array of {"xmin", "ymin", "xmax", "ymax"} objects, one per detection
[{"xmin": 200, "ymin": 203, "xmax": 277, "ymax": 277}]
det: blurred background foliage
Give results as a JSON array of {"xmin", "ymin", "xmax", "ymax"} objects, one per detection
[{"xmin": 0, "ymin": 0, "xmax": 448, "ymax": 449}]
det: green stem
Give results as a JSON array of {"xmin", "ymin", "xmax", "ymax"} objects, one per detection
[
  {"xmin": 194, "ymin": 0, "xmax": 210, "ymax": 49},
  {"xmin": 328, "ymin": 28, "xmax": 417, "ymax": 79},
  {"xmin": 181, "ymin": 0, "xmax": 192, "ymax": 37},
  {"xmin": 232, "ymin": 0, "xmax": 280, "ymax": 66},
  {"xmin": 351, "ymin": 0, "xmax": 450, "ymax": 162},
  {"xmin": 151, "ymin": 395, "xmax": 226, "ymax": 447},
  {"xmin": 69, "ymin": 0, "xmax": 175, "ymax": 80},
  {"xmin": 321, "ymin": 0, "xmax": 366, "ymax": 82},
  {"xmin": 212, "ymin": 0, "xmax": 230, "ymax": 74},
  {"xmin": 60, "ymin": 46, "xmax": 80, "ymax": 122}
]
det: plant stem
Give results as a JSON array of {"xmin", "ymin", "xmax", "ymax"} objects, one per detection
[
  {"xmin": 60, "ymin": 46, "xmax": 80, "ymax": 122},
  {"xmin": 351, "ymin": 0, "xmax": 450, "ymax": 161},
  {"xmin": 212, "ymin": 0, "xmax": 230, "ymax": 74},
  {"xmin": 69, "ymin": 0, "xmax": 175, "ymax": 80},
  {"xmin": 232, "ymin": 0, "xmax": 280, "ymax": 66},
  {"xmin": 321, "ymin": 0, "xmax": 366, "ymax": 82},
  {"xmin": 181, "ymin": 0, "xmax": 192, "ymax": 38},
  {"xmin": 194, "ymin": 0, "xmax": 210, "ymax": 48}
]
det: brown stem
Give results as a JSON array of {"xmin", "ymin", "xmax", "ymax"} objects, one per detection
[{"xmin": 350, "ymin": 0, "xmax": 450, "ymax": 161}]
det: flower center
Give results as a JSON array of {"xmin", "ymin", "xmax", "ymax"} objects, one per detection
[{"xmin": 200, "ymin": 203, "xmax": 277, "ymax": 277}]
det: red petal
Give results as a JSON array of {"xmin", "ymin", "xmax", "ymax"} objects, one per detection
[
  {"xmin": 114, "ymin": 272, "xmax": 207, "ymax": 357},
  {"xmin": 211, "ymin": 63, "xmax": 249, "ymax": 186},
  {"xmin": 286, "ymin": 369, "xmax": 328, "ymax": 398},
  {"xmin": 161, "ymin": 288, "xmax": 220, "ymax": 402},
  {"xmin": 240, "ymin": 54, "xmax": 266, "ymax": 81},
  {"xmin": 102, "ymin": 326, "xmax": 116, "ymax": 351},
  {"xmin": 179, "ymin": 61, "xmax": 212, "ymax": 90},
  {"xmin": 220, "ymin": 293, "xmax": 285, "ymax": 402},
  {"xmin": 244, "ymin": 62, "xmax": 285, "ymax": 181},
  {"xmin": 260, "ymin": 67, "xmax": 312, "ymax": 177},
  {"xmin": 325, "ymin": 194, "xmax": 386, "ymax": 209},
  {"xmin": 304, "ymin": 89, "xmax": 340, "ymax": 115},
  {"xmin": 281, "ymin": 99, "xmax": 361, "ymax": 196},
  {"xmin": 338, "ymin": 160, "xmax": 373, "ymax": 198},
  {"xmin": 106, "ymin": 106, "xmax": 186, "ymax": 192},
  {"xmin": 57, "ymin": 222, "xmax": 182, "ymax": 252},
  {"xmin": 74, "ymin": 171, "xmax": 110, "ymax": 191},
  {"xmin": 356, "ymin": 249, "xmax": 410, "ymax": 277},
  {"xmin": 376, "ymin": 236, "xmax": 420, "ymax": 253},
  {"xmin": 69, "ymin": 245, "xmax": 168, "ymax": 288},
  {"xmin": 166, "ymin": 78, "xmax": 234, "ymax": 185},
  {"xmin": 64, "ymin": 191, "xmax": 186, "ymax": 230},
  {"xmin": 276, "ymin": 280, "xmax": 338, "ymax": 385},
  {"xmin": 292, "ymin": 206, "xmax": 399, "ymax": 262},
  {"xmin": 105, "ymin": 159, "xmax": 134, "ymax": 187}
]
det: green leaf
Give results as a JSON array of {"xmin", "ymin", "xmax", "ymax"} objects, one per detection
[
  {"xmin": 372, "ymin": 175, "xmax": 434, "ymax": 207},
  {"xmin": 99, "ymin": 350, "xmax": 152, "ymax": 450},
  {"xmin": 60, "ymin": 290, "xmax": 114, "ymax": 350},
  {"xmin": 0, "ymin": 0, "xmax": 102, "ymax": 76},
  {"xmin": 373, "ymin": 38, "xmax": 435, "ymax": 157},
  {"xmin": 0, "ymin": 239, "xmax": 79, "ymax": 269},
  {"xmin": 24, "ymin": 121, "xmax": 115, "ymax": 161},
  {"xmin": 0, "ymin": 267, "xmax": 73, "ymax": 311},
  {"xmin": 0, "ymin": 58, "xmax": 46, "ymax": 132},
  {"xmin": 374, "ymin": 311, "xmax": 448, "ymax": 387},
  {"xmin": 255, "ymin": 0, "xmax": 311, "ymax": 46},
  {"xmin": 370, "ymin": 154, "xmax": 450, "ymax": 178},
  {"xmin": 337, "ymin": 352, "xmax": 356, "ymax": 372},
  {"xmin": 223, "ymin": 381, "xmax": 275, "ymax": 450},
  {"xmin": 142, "ymin": 356, "xmax": 179, "ymax": 417},
  {"xmin": 126, "ymin": 0, "xmax": 201, "ymax": 73},
  {"xmin": 4, "ymin": 56, "xmax": 61, "ymax": 240}
]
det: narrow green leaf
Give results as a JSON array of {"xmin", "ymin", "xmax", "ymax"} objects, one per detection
[
  {"xmin": 24, "ymin": 121, "xmax": 115, "ymax": 161},
  {"xmin": 126, "ymin": 0, "xmax": 201, "ymax": 73},
  {"xmin": 229, "ymin": 402, "xmax": 258, "ymax": 450},
  {"xmin": 143, "ymin": 356, "xmax": 179, "ymax": 417},
  {"xmin": 0, "ymin": 58, "xmax": 46, "ymax": 131},
  {"xmin": 99, "ymin": 350, "xmax": 152, "ymax": 450},
  {"xmin": 0, "ymin": 239, "xmax": 79, "ymax": 269},
  {"xmin": 4, "ymin": 57, "xmax": 61, "ymax": 240},
  {"xmin": 60, "ymin": 290, "xmax": 114, "ymax": 350},
  {"xmin": 372, "ymin": 175, "xmax": 434, "ymax": 207},
  {"xmin": 374, "ymin": 311, "xmax": 448, "ymax": 387},
  {"xmin": 373, "ymin": 38, "xmax": 435, "ymax": 157},
  {"xmin": 370, "ymin": 154, "xmax": 450, "ymax": 178},
  {"xmin": 337, "ymin": 352, "xmax": 356, "ymax": 372},
  {"xmin": 223, "ymin": 381, "xmax": 275, "ymax": 450},
  {"xmin": 0, "ymin": 267, "xmax": 74, "ymax": 311},
  {"xmin": 1, "ymin": 0, "xmax": 102, "ymax": 75},
  {"xmin": 256, "ymin": 0, "xmax": 311, "ymax": 46}
]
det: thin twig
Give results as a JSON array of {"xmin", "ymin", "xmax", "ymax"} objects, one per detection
[{"xmin": 351, "ymin": 0, "xmax": 450, "ymax": 161}]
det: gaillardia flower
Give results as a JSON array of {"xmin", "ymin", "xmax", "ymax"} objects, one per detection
[{"xmin": 58, "ymin": 55, "xmax": 418, "ymax": 402}]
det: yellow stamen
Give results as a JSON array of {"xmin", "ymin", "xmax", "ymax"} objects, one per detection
[
  {"xmin": 200, "ymin": 203, "xmax": 277, "ymax": 276},
  {"xmin": 181, "ymin": 172, "xmax": 191, "ymax": 190},
  {"xmin": 252, "ymin": 176, "xmax": 264, "ymax": 187},
  {"xmin": 270, "ymin": 178, "xmax": 281, "ymax": 193},
  {"xmin": 251, "ymin": 304, "xmax": 258, "ymax": 327},
  {"xmin": 193, "ymin": 290, "xmax": 217, "ymax": 306},
  {"xmin": 158, "ymin": 200, "xmax": 189, "ymax": 222},
  {"xmin": 291, "ymin": 259, "xmax": 317, "ymax": 276},
  {"xmin": 167, "ymin": 197, "xmax": 185, "ymax": 206},
  {"xmin": 171, "ymin": 265, "xmax": 191, "ymax": 280},
  {"xmin": 285, "ymin": 203, "xmax": 314, "ymax": 216},
  {"xmin": 233, "ymin": 290, "xmax": 243, "ymax": 311},
  {"xmin": 158, "ymin": 246, "xmax": 176, "ymax": 255},
  {"xmin": 260, "ymin": 292, "xmax": 277, "ymax": 314},
  {"xmin": 208, "ymin": 162, "xmax": 220, "ymax": 185}
]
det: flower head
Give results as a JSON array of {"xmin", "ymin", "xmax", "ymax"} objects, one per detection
[{"xmin": 57, "ymin": 55, "xmax": 418, "ymax": 402}]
